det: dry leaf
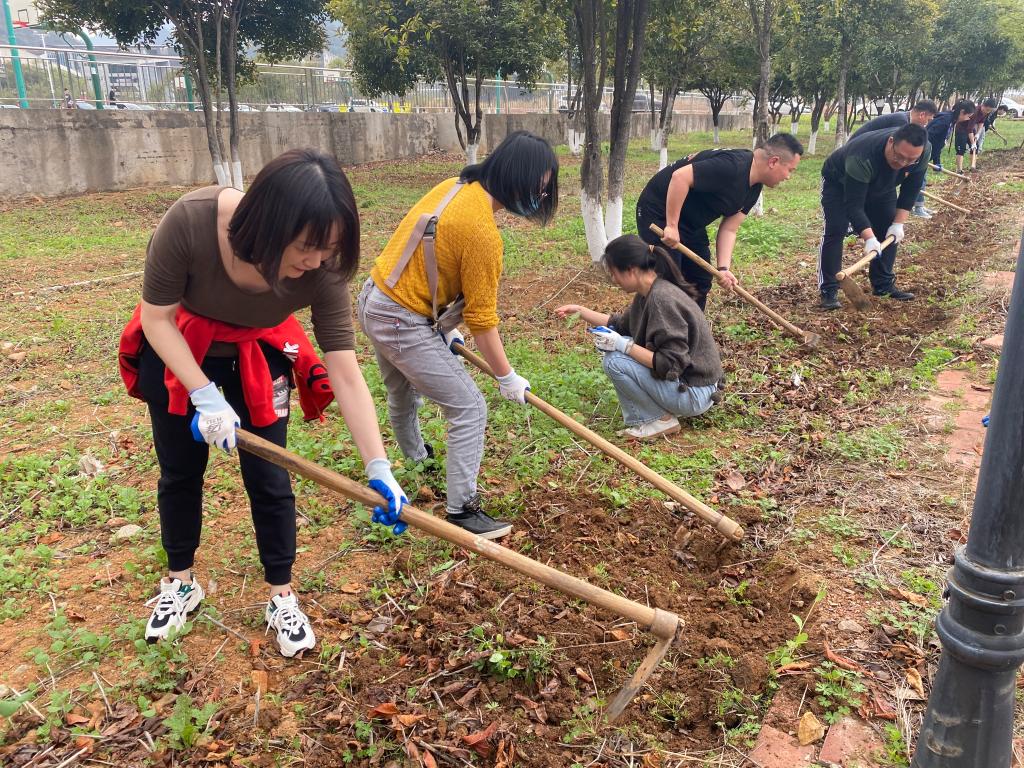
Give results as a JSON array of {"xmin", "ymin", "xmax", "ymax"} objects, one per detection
[
  {"xmin": 724, "ymin": 470, "xmax": 746, "ymax": 491},
  {"xmin": 423, "ymin": 751, "xmax": 438, "ymax": 768},
  {"xmin": 340, "ymin": 582, "xmax": 363, "ymax": 594},
  {"xmin": 395, "ymin": 713, "xmax": 425, "ymax": 727},
  {"xmin": 607, "ymin": 628, "xmax": 632, "ymax": 642},
  {"xmin": 351, "ymin": 610, "xmax": 374, "ymax": 623},
  {"xmin": 642, "ymin": 751, "xmax": 663, "ymax": 768},
  {"xmin": 463, "ymin": 721, "xmax": 499, "ymax": 757},
  {"xmin": 574, "ymin": 667, "xmax": 593, "ymax": 684},
  {"xmin": 6, "ymin": 351, "xmax": 27, "ymax": 363},
  {"xmin": 797, "ymin": 711, "xmax": 825, "ymax": 745},
  {"xmin": 66, "ymin": 712, "xmax": 91, "ymax": 726},
  {"xmin": 905, "ymin": 668, "xmax": 926, "ymax": 698},
  {"xmin": 369, "ymin": 702, "xmax": 400, "ymax": 718},
  {"xmin": 894, "ymin": 587, "xmax": 928, "ymax": 608}
]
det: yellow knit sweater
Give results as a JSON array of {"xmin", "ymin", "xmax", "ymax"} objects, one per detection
[{"xmin": 371, "ymin": 179, "xmax": 503, "ymax": 331}]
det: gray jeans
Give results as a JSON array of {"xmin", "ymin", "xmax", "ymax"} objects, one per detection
[
  {"xmin": 602, "ymin": 349, "xmax": 717, "ymax": 425},
  {"xmin": 357, "ymin": 279, "xmax": 486, "ymax": 514}
]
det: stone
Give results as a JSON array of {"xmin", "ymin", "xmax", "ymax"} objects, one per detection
[
  {"xmin": 745, "ymin": 724, "xmax": 816, "ymax": 767},
  {"xmin": 111, "ymin": 524, "xmax": 143, "ymax": 542},
  {"xmin": 819, "ymin": 717, "xmax": 884, "ymax": 766},
  {"xmin": 981, "ymin": 334, "xmax": 1004, "ymax": 352},
  {"xmin": 838, "ymin": 619, "xmax": 865, "ymax": 634},
  {"xmin": 798, "ymin": 711, "xmax": 826, "ymax": 745}
]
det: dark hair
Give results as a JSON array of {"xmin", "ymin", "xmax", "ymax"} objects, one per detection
[
  {"xmin": 459, "ymin": 130, "xmax": 559, "ymax": 224},
  {"xmin": 760, "ymin": 132, "xmax": 803, "ymax": 158},
  {"xmin": 892, "ymin": 123, "xmax": 927, "ymax": 147},
  {"xmin": 228, "ymin": 148, "xmax": 360, "ymax": 285},
  {"xmin": 601, "ymin": 235, "xmax": 699, "ymax": 300},
  {"xmin": 952, "ymin": 99, "xmax": 977, "ymax": 119},
  {"xmin": 997, "ymin": 104, "xmax": 1009, "ymax": 112},
  {"xmin": 912, "ymin": 99, "xmax": 938, "ymax": 116},
  {"xmin": 982, "ymin": 97, "xmax": 998, "ymax": 109}
]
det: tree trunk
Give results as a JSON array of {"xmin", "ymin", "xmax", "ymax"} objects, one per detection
[
  {"xmin": 603, "ymin": 0, "xmax": 649, "ymax": 244},
  {"xmin": 575, "ymin": 0, "xmax": 607, "ymax": 261},
  {"xmin": 834, "ymin": 51, "xmax": 849, "ymax": 148},
  {"xmin": 749, "ymin": 0, "xmax": 773, "ymax": 145},
  {"xmin": 226, "ymin": 3, "xmax": 243, "ymax": 190}
]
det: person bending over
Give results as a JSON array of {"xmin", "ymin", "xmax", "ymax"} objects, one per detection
[
  {"xmin": 556, "ymin": 235, "xmax": 724, "ymax": 441},
  {"xmin": 636, "ymin": 133, "xmax": 803, "ymax": 311},
  {"xmin": 119, "ymin": 149, "xmax": 407, "ymax": 657},
  {"xmin": 358, "ymin": 131, "xmax": 558, "ymax": 540}
]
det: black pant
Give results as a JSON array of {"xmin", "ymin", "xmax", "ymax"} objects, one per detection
[
  {"xmin": 138, "ymin": 343, "xmax": 296, "ymax": 585},
  {"xmin": 636, "ymin": 201, "xmax": 712, "ymax": 311},
  {"xmin": 818, "ymin": 179, "xmax": 898, "ymax": 295}
]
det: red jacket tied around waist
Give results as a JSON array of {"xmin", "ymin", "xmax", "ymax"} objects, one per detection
[{"xmin": 119, "ymin": 304, "xmax": 334, "ymax": 427}]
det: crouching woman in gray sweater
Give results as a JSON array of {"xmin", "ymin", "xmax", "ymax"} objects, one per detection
[{"xmin": 556, "ymin": 234, "xmax": 724, "ymax": 440}]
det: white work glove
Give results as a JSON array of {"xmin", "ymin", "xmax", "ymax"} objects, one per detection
[
  {"xmin": 589, "ymin": 325, "xmax": 631, "ymax": 354},
  {"xmin": 496, "ymin": 368, "xmax": 531, "ymax": 405},
  {"xmin": 366, "ymin": 458, "xmax": 408, "ymax": 535},
  {"xmin": 440, "ymin": 327, "xmax": 465, "ymax": 355},
  {"xmin": 863, "ymin": 236, "xmax": 883, "ymax": 258},
  {"xmin": 886, "ymin": 223, "xmax": 905, "ymax": 244},
  {"xmin": 189, "ymin": 382, "xmax": 240, "ymax": 452}
]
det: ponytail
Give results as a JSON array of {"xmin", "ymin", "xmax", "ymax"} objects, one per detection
[{"xmin": 601, "ymin": 234, "xmax": 700, "ymax": 300}]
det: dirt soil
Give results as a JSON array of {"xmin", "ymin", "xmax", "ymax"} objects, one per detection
[{"xmin": 1, "ymin": 154, "xmax": 1022, "ymax": 768}]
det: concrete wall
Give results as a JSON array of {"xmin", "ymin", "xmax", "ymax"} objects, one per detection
[{"xmin": 0, "ymin": 110, "xmax": 751, "ymax": 199}]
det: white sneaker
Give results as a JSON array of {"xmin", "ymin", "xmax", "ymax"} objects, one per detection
[
  {"xmin": 619, "ymin": 415, "xmax": 681, "ymax": 440},
  {"xmin": 265, "ymin": 593, "xmax": 316, "ymax": 658},
  {"xmin": 145, "ymin": 577, "xmax": 205, "ymax": 642},
  {"xmin": 911, "ymin": 205, "xmax": 933, "ymax": 220}
]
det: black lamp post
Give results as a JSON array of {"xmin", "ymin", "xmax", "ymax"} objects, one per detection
[{"xmin": 912, "ymin": 232, "xmax": 1024, "ymax": 766}]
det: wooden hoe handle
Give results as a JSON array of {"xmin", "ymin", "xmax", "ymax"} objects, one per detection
[
  {"xmin": 835, "ymin": 235, "xmax": 897, "ymax": 281},
  {"xmin": 453, "ymin": 345, "xmax": 745, "ymax": 541},
  {"xmin": 648, "ymin": 224, "xmax": 811, "ymax": 344}
]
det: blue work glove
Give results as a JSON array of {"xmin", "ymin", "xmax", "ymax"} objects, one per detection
[
  {"xmin": 366, "ymin": 458, "xmax": 408, "ymax": 534},
  {"xmin": 496, "ymin": 368, "xmax": 531, "ymax": 405},
  {"xmin": 589, "ymin": 326, "xmax": 632, "ymax": 354},
  {"xmin": 440, "ymin": 327, "xmax": 465, "ymax": 355},
  {"xmin": 188, "ymin": 382, "xmax": 240, "ymax": 452}
]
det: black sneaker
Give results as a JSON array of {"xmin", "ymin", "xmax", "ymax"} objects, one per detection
[
  {"xmin": 873, "ymin": 287, "xmax": 915, "ymax": 301},
  {"xmin": 819, "ymin": 290, "xmax": 841, "ymax": 310},
  {"xmin": 447, "ymin": 495, "xmax": 512, "ymax": 540}
]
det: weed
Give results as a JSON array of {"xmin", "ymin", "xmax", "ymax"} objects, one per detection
[
  {"xmin": 163, "ymin": 694, "xmax": 219, "ymax": 750},
  {"xmin": 724, "ymin": 580, "xmax": 752, "ymax": 607},
  {"xmin": 813, "ymin": 661, "xmax": 867, "ymax": 724},
  {"xmin": 468, "ymin": 626, "xmax": 555, "ymax": 684},
  {"xmin": 766, "ymin": 614, "xmax": 809, "ymax": 670},
  {"xmin": 912, "ymin": 347, "xmax": 955, "ymax": 387},
  {"xmin": 882, "ymin": 723, "xmax": 910, "ymax": 767},
  {"xmin": 649, "ymin": 690, "xmax": 689, "ymax": 726}
]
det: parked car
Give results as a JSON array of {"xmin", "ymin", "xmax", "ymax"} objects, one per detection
[
  {"xmin": 1000, "ymin": 97, "xmax": 1023, "ymax": 118},
  {"xmin": 313, "ymin": 103, "xmax": 341, "ymax": 112},
  {"xmin": 631, "ymin": 93, "xmax": 652, "ymax": 112},
  {"xmin": 113, "ymin": 102, "xmax": 155, "ymax": 110},
  {"xmin": 0, "ymin": 103, "xmax": 20, "ymax": 109},
  {"xmin": 264, "ymin": 104, "xmax": 303, "ymax": 113},
  {"xmin": 74, "ymin": 101, "xmax": 97, "ymax": 109}
]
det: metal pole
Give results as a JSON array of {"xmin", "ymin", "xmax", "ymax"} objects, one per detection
[
  {"xmin": 2, "ymin": 0, "xmax": 28, "ymax": 108},
  {"xmin": 911, "ymin": 231, "xmax": 1024, "ymax": 767}
]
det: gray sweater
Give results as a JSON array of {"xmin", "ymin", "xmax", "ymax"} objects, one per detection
[{"xmin": 608, "ymin": 277, "xmax": 724, "ymax": 388}]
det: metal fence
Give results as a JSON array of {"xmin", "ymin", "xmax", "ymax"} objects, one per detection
[{"xmin": 0, "ymin": 44, "xmax": 746, "ymax": 115}]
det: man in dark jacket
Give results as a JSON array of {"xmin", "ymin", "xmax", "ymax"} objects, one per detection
[
  {"xmin": 850, "ymin": 100, "xmax": 938, "ymax": 140},
  {"xmin": 817, "ymin": 123, "xmax": 929, "ymax": 310},
  {"xmin": 636, "ymin": 133, "xmax": 803, "ymax": 310}
]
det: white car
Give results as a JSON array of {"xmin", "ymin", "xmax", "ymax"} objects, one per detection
[
  {"xmin": 265, "ymin": 104, "xmax": 303, "ymax": 113},
  {"xmin": 1000, "ymin": 97, "xmax": 1023, "ymax": 118}
]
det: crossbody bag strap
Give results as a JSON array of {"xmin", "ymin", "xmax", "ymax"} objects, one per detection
[{"xmin": 384, "ymin": 182, "xmax": 465, "ymax": 324}]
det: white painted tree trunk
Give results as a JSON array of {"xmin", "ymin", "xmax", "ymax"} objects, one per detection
[
  {"xmin": 713, "ymin": 124, "xmax": 720, "ymax": 144},
  {"xmin": 750, "ymin": 191, "xmax": 764, "ymax": 216},
  {"xmin": 659, "ymin": 147, "xmax": 668, "ymax": 169},
  {"xmin": 581, "ymin": 190, "xmax": 608, "ymax": 262},
  {"xmin": 824, "ymin": 119, "xmax": 830, "ymax": 132},
  {"xmin": 790, "ymin": 120, "xmax": 799, "ymax": 135},
  {"xmin": 213, "ymin": 161, "xmax": 230, "ymax": 187},
  {"xmin": 604, "ymin": 196, "xmax": 623, "ymax": 242},
  {"xmin": 230, "ymin": 160, "xmax": 244, "ymax": 190},
  {"xmin": 808, "ymin": 129, "xmax": 818, "ymax": 154},
  {"xmin": 649, "ymin": 128, "xmax": 661, "ymax": 151},
  {"xmin": 567, "ymin": 130, "xmax": 584, "ymax": 156},
  {"xmin": 466, "ymin": 143, "xmax": 479, "ymax": 164}
]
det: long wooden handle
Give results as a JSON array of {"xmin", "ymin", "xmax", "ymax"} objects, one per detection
[
  {"xmin": 235, "ymin": 429, "xmax": 679, "ymax": 639},
  {"xmin": 835, "ymin": 235, "xmax": 897, "ymax": 281},
  {"xmin": 648, "ymin": 224, "xmax": 809, "ymax": 343},
  {"xmin": 929, "ymin": 163, "xmax": 970, "ymax": 181},
  {"xmin": 454, "ymin": 346, "xmax": 744, "ymax": 541},
  {"xmin": 922, "ymin": 190, "xmax": 971, "ymax": 214}
]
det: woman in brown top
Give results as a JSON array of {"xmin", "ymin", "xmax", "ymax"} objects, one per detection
[{"xmin": 123, "ymin": 148, "xmax": 407, "ymax": 658}]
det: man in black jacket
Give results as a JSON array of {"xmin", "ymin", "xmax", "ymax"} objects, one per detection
[
  {"xmin": 817, "ymin": 123, "xmax": 929, "ymax": 310},
  {"xmin": 850, "ymin": 100, "xmax": 938, "ymax": 141}
]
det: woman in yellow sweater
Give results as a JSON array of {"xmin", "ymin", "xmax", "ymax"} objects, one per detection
[{"xmin": 357, "ymin": 131, "xmax": 558, "ymax": 539}]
